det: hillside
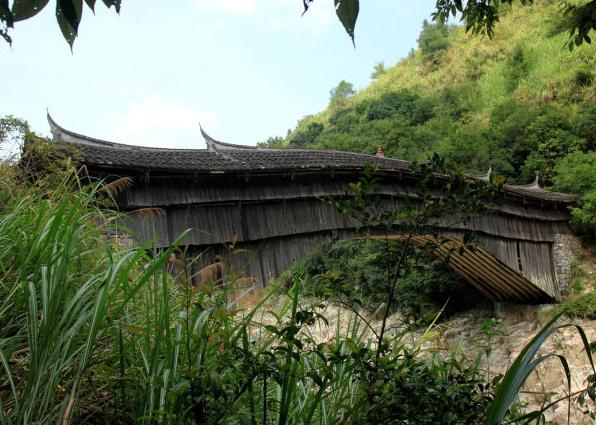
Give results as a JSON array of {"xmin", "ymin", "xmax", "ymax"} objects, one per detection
[{"xmin": 263, "ymin": 0, "xmax": 595, "ymax": 233}]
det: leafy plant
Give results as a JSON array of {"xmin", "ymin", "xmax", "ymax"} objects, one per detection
[
  {"xmin": 555, "ymin": 150, "xmax": 596, "ymax": 236},
  {"xmin": 303, "ymin": 0, "xmax": 596, "ymax": 48},
  {"xmin": 2, "ymin": 0, "xmax": 121, "ymax": 47},
  {"xmin": 485, "ymin": 311, "xmax": 596, "ymax": 424},
  {"xmin": 0, "ymin": 153, "xmax": 593, "ymax": 423},
  {"xmin": 289, "ymin": 239, "xmax": 487, "ymax": 323}
]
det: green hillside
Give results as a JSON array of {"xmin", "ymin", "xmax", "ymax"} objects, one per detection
[
  {"xmin": 263, "ymin": 1, "xmax": 595, "ymax": 232},
  {"xmin": 269, "ymin": 2, "xmax": 596, "ymax": 176}
]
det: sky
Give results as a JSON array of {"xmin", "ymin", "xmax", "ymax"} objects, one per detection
[{"xmin": 1, "ymin": 0, "xmax": 437, "ymax": 150}]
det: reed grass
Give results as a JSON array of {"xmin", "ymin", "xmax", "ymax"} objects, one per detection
[{"xmin": 0, "ymin": 167, "xmax": 592, "ymax": 424}]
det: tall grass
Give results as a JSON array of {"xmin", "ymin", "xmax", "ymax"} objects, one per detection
[
  {"xmin": 0, "ymin": 172, "xmax": 120, "ymax": 422},
  {"xmin": 0, "ymin": 168, "xmax": 592, "ymax": 424}
]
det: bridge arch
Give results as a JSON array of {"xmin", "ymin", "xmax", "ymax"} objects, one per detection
[
  {"xmin": 46, "ymin": 114, "xmax": 574, "ymax": 303},
  {"xmin": 180, "ymin": 229, "xmax": 556, "ymax": 304}
]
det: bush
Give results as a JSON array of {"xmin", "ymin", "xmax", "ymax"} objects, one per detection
[
  {"xmin": 505, "ymin": 44, "xmax": 529, "ymax": 92},
  {"xmin": 288, "ymin": 121, "xmax": 324, "ymax": 148},
  {"xmin": 417, "ymin": 20, "xmax": 452, "ymax": 60},
  {"xmin": 352, "ymin": 352, "xmax": 496, "ymax": 424},
  {"xmin": 329, "ymin": 80, "xmax": 356, "ymax": 105},
  {"xmin": 574, "ymin": 102, "xmax": 596, "ymax": 151},
  {"xmin": 329, "ymin": 107, "xmax": 360, "ymax": 133},
  {"xmin": 289, "ymin": 239, "xmax": 487, "ymax": 323},
  {"xmin": 365, "ymin": 90, "xmax": 419, "ymax": 122},
  {"xmin": 522, "ymin": 108, "xmax": 585, "ymax": 184},
  {"xmin": 575, "ymin": 69, "xmax": 594, "ymax": 87}
]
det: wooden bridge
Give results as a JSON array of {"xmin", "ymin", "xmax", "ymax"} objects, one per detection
[{"xmin": 47, "ymin": 114, "xmax": 575, "ymax": 303}]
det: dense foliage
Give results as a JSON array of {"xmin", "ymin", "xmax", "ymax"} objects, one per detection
[
  {"xmin": 0, "ymin": 162, "xmax": 504, "ymax": 424},
  {"xmin": 286, "ymin": 239, "xmax": 488, "ymax": 323},
  {"xmin": 2, "ymin": 0, "xmax": 594, "ymax": 49},
  {"xmin": 555, "ymin": 150, "xmax": 596, "ymax": 233},
  {"xmin": 263, "ymin": 4, "xmax": 596, "ymax": 234},
  {"xmin": 0, "ymin": 164, "xmax": 593, "ymax": 423},
  {"xmin": 303, "ymin": 0, "xmax": 596, "ymax": 48}
]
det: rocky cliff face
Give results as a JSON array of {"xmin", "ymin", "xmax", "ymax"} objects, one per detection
[
  {"xmin": 265, "ymin": 300, "xmax": 595, "ymax": 424},
  {"xmin": 241, "ymin": 243, "xmax": 595, "ymax": 424},
  {"xmin": 442, "ymin": 304, "xmax": 595, "ymax": 424}
]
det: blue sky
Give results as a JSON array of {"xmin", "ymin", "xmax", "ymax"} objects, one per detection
[{"xmin": 1, "ymin": 0, "xmax": 437, "ymax": 149}]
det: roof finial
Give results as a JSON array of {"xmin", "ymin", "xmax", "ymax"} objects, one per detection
[
  {"xmin": 530, "ymin": 173, "xmax": 541, "ymax": 189},
  {"xmin": 376, "ymin": 145, "xmax": 384, "ymax": 158},
  {"xmin": 200, "ymin": 124, "xmax": 218, "ymax": 151},
  {"xmin": 200, "ymin": 125, "xmax": 256, "ymax": 151},
  {"xmin": 47, "ymin": 110, "xmax": 62, "ymax": 138},
  {"xmin": 479, "ymin": 165, "xmax": 492, "ymax": 182}
]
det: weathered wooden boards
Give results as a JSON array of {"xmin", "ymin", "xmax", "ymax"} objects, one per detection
[
  {"xmin": 46, "ymin": 114, "xmax": 573, "ymax": 304},
  {"xmin": 114, "ymin": 173, "xmax": 570, "ymax": 303}
]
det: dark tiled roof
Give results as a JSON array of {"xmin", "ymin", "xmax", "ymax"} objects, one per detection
[
  {"xmin": 48, "ymin": 114, "xmax": 412, "ymax": 173},
  {"xmin": 47, "ymin": 114, "xmax": 574, "ymax": 204},
  {"xmin": 503, "ymin": 184, "xmax": 573, "ymax": 203}
]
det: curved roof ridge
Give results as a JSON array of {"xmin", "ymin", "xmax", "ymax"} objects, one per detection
[
  {"xmin": 512, "ymin": 174, "xmax": 542, "ymax": 190},
  {"xmin": 48, "ymin": 112, "xmax": 123, "ymax": 148},
  {"xmin": 505, "ymin": 174, "xmax": 572, "ymax": 198},
  {"xmin": 475, "ymin": 166, "xmax": 492, "ymax": 182},
  {"xmin": 48, "ymin": 113, "xmax": 206, "ymax": 153},
  {"xmin": 48, "ymin": 115, "xmax": 406, "ymax": 160},
  {"xmin": 200, "ymin": 126, "xmax": 257, "ymax": 151},
  {"xmin": 43, "ymin": 115, "xmax": 574, "ymax": 204},
  {"xmin": 248, "ymin": 146, "xmax": 412, "ymax": 163}
]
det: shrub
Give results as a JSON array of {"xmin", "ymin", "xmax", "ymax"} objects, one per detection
[
  {"xmin": 505, "ymin": 44, "xmax": 529, "ymax": 92},
  {"xmin": 370, "ymin": 61, "xmax": 386, "ymax": 80},
  {"xmin": 351, "ymin": 352, "xmax": 497, "ymax": 424},
  {"xmin": 329, "ymin": 80, "xmax": 356, "ymax": 105},
  {"xmin": 289, "ymin": 239, "xmax": 487, "ymax": 323},
  {"xmin": 522, "ymin": 108, "xmax": 585, "ymax": 184},
  {"xmin": 417, "ymin": 19, "xmax": 453, "ymax": 65},
  {"xmin": 365, "ymin": 90, "xmax": 419, "ymax": 122},
  {"xmin": 288, "ymin": 121, "xmax": 324, "ymax": 148},
  {"xmin": 329, "ymin": 107, "xmax": 360, "ymax": 133},
  {"xmin": 574, "ymin": 102, "xmax": 596, "ymax": 151}
]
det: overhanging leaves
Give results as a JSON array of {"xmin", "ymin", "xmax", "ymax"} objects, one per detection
[
  {"xmin": 56, "ymin": 0, "xmax": 83, "ymax": 48},
  {"xmin": 561, "ymin": 0, "xmax": 596, "ymax": 50},
  {"xmin": 12, "ymin": 0, "xmax": 50, "ymax": 21},
  {"xmin": 0, "ymin": 0, "xmax": 12, "ymax": 25},
  {"xmin": 302, "ymin": 0, "xmax": 312, "ymax": 16},
  {"xmin": 2, "ymin": 0, "xmax": 120, "ymax": 47},
  {"xmin": 101, "ymin": 0, "xmax": 120, "ymax": 13},
  {"xmin": 0, "ymin": 0, "xmax": 12, "ymax": 43},
  {"xmin": 84, "ymin": 0, "xmax": 95, "ymax": 12},
  {"xmin": 334, "ymin": 0, "xmax": 359, "ymax": 46}
]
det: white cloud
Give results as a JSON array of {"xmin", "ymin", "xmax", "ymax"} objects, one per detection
[
  {"xmin": 115, "ymin": 95, "xmax": 218, "ymax": 148},
  {"xmin": 196, "ymin": 0, "xmax": 257, "ymax": 15},
  {"xmin": 195, "ymin": 0, "xmax": 334, "ymax": 35},
  {"xmin": 299, "ymin": 3, "xmax": 334, "ymax": 35}
]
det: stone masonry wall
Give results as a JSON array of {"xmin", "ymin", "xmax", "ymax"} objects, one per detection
[{"xmin": 552, "ymin": 234, "xmax": 581, "ymax": 294}]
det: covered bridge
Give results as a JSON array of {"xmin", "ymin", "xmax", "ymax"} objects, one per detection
[{"xmin": 47, "ymin": 114, "xmax": 575, "ymax": 303}]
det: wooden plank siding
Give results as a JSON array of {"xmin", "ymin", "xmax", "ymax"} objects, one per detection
[
  {"xmin": 44, "ymin": 117, "xmax": 575, "ymax": 304},
  {"xmin": 121, "ymin": 198, "xmax": 564, "ymax": 247},
  {"xmin": 110, "ymin": 173, "xmax": 571, "ymax": 304},
  {"xmin": 117, "ymin": 176, "xmax": 570, "ymax": 222}
]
